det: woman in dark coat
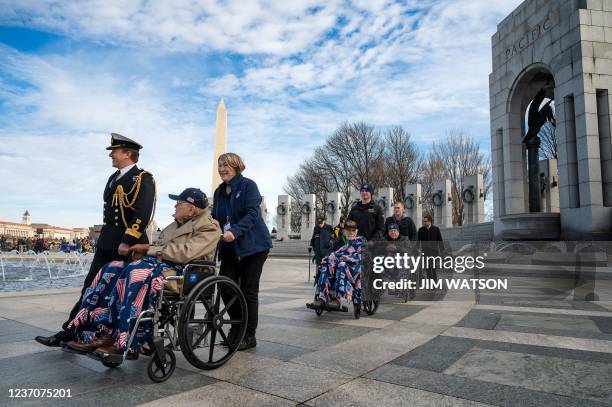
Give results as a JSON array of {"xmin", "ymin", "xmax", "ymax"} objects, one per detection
[{"xmin": 212, "ymin": 152, "xmax": 272, "ymax": 350}]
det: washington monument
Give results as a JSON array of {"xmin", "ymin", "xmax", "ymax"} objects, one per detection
[{"xmin": 211, "ymin": 98, "xmax": 227, "ymax": 192}]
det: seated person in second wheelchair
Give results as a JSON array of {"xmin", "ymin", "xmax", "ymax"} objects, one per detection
[
  {"xmin": 307, "ymin": 220, "xmax": 365, "ymax": 311},
  {"xmin": 64, "ymin": 187, "xmax": 221, "ymax": 357}
]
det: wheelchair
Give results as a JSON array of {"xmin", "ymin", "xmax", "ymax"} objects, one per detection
[
  {"xmin": 308, "ymin": 246, "xmax": 379, "ymax": 319},
  {"xmin": 87, "ymin": 258, "xmax": 248, "ymax": 382}
]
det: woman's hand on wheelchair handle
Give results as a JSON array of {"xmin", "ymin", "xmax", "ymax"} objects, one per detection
[{"xmin": 221, "ymin": 230, "xmax": 235, "ymax": 242}]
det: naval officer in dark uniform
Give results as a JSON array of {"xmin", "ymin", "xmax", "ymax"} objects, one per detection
[{"xmin": 35, "ymin": 133, "xmax": 156, "ymax": 347}]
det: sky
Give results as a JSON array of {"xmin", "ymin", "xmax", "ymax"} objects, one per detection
[{"xmin": 0, "ymin": 0, "xmax": 524, "ymax": 229}]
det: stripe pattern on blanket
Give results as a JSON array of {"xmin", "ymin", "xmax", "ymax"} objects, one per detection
[{"xmin": 66, "ymin": 256, "xmax": 165, "ymax": 352}]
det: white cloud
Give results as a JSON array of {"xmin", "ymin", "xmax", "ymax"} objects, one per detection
[
  {"xmin": 0, "ymin": 0, "xmax": 526, "ymax": 228},
  {"xmin": 0, "ymin": 0, "xmax": 342, "ymax": 55}
]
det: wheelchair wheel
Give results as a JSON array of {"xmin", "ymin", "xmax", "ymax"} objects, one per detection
[
  {"xmin": 179, "ymin": 276, "xmax": 247, "ymax": 370},
  {"xmin": 353, "ymin": 302, "xmax": 361, "ymax": 319},
  {"xmin": 363, "ymin": 300, "xmax": 379, "ymax": 315},
  {"xmin": 147, "ymin": 348, "xmax": 176, "ymax": 383}
]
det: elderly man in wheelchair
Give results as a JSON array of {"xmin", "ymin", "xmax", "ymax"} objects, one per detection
[{"xmin": 63, "ymin": 188, "xmax": 248, "ymax": 381}]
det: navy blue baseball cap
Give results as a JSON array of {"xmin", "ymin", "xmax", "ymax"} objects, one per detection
[
  {"xmin": 387, "ymin": 223, "xmax": 400, "ymax": 231},
  {"xmin": 360, "ymin": 182, "xmax": 374, "ymax": 193},
  {"xmin": 168, "ymin": 188, "xmax": 208, "ymax": 209}
]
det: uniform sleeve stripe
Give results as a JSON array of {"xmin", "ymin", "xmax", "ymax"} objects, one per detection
[{"xmin": 125, "ymin": 229, "xmax": 142, "ymax": 238}]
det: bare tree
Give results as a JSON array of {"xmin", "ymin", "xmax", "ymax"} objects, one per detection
[
  {"xmin": 326, "ymin": 122, "xmax": 386, "ymax": 191},
  {"xmin": 538, "ymin": 121, "xmax": 557, "ymax": 160},
  {"xmin": 383, "ymin": 127, "xmax": 421, "ymax": 203},
  {"xmin": 429, "ymin": 131, "xmax": 491, "ymax": 226},
  {"xmin": 285, "ymin": 124, "xmax": 491, "ymax": 228},
  {"xmin": 419, "ymin": 156, "xmax": 445, "ymax": 220}
]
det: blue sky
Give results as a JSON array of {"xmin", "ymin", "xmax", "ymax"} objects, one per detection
[{"xmin": 0, "ymin": 0, "xmax": 523, "ymax": 228}]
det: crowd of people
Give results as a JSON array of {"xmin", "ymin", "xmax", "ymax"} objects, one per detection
[
  {"xmin": 29, "ymin": 130, "xmax": 446, "ymax": 370},
  {"xmin": 35, "ymin": 133, "xmax": 270, "ymax": 361},
  {"xmin": 0, "ymin": 235, "xmax": 94, "ymax": 253},
  {"xmin": 308, "ymin": 182, "xmax": 444, "ymax": 311}
]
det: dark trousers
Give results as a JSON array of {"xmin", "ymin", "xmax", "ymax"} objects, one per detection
[
  {"xmin": 425, "ymin": 265, "xmax": 438, "ymax": 282},
  {"xmin": 219, "ymin": 250, "xmax": 268, "ymax": 337},
  {"xmin": 62, "ymin": 248, "xmax": 123, "ymax": 331}
]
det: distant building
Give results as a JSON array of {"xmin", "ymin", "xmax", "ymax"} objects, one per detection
[
  {"xmin": 90, "ymin": 224, "xmax": 103, "ymax": 241},
  {"xmin": 0, "ymin": 210, "xmax": 89, "ymax": 240},
  {"xmin": 0, "ymin": 221, "xmax": 34, "ymax": 238},
  {"xmin": 22, "ymin": 210, "xmax": 31, "ymax": 225},
  {"xmin": 72, "ymin": 227, "xmax": 90, "ymax": 239},
  {"xmin": 31, "ymin": 223, "xmax": 73, "ymax": 240}
]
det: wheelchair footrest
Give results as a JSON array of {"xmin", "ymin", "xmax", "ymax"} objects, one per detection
[
  {"xmin": 86, "ymin": 350, "xmax": 124, "ymax": 365},
  {"xmin": 61, "ymin": 346, "xmax": 88, "ymax": 356}
]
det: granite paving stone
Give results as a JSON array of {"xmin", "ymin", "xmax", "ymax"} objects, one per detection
[
  {"xmin": 258, "ymin": 295, "xmax": 302, "ymax": 305},
  {"xmin": 445, "ymin": 348, "xmax": 612, "ymax": 404},
  {"xmin": 442, "ymin": 326, "xmax": 612, "ymax": 353},
  {"xmin": 591, "ymin": 316, "xmax": 612, "ymax": 333},
  {"xmin": 0, "ymin": 320, "xmax": 54, "ymax": 344},
  {"xmin": 496, "ymin": 313, "xmax": 602, "ymax": 332},
  {"xmin": 0, "ymin": 339, "xmax": 55, "ymax": 360},
  {"xmin": 256, "ymin": 322, "xmax": 372, "ymax": 350},
  {"xmin": 55, "ymin": 368, "xmax": 217, "ymax": 407},
  {"xmin": 137, "ymin": 381, "xmax": 294, "ymax": 407},
  {"xmin": 455, "ymin": 310, "xmax": 501, "ymax": 330},
  {"xmin": 243, "ymin": 339, "xmax": 313, "ymax": 361},
  {"xmin": 193, "ymin": 351, "xmax": 285, "ymax": 382},
  {"xmin": 309, "ymin": 377, "xmax": 492, "ymax": 407},
  {"xmin": 391, "ymin": 336, "xmax": 478, "ymax": 372},
  {"xmin": 366, "ymin": 364, "xmax": 608, "ymax": 407},
  {"xmin": 236, "ymin": 362, "xmax": 353, "ymax": 402},
  {"xmin": 367, "ymin": 304, "xmax": 427, "ymax": 321},
  {"xmin": 291, "ymin": 321, "xmax": 446, "ymax": 375}
]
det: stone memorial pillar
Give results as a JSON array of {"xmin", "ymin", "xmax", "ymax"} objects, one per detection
[
  {"xmin": 350, "ymin": 189, "xmax": 361, "ymax": 209},
  {"xmin": 276, "ymin": 195, "xmax": 292, "ymax": 240},
  {"xmin": 300, "ymin": 194, "xmax": 316, "ymax": 241},
  {"xmin": 376, "ymin": 187, "xmax": 394, "ymax": 218},
  {"xmin": 325, "ymin": 192, "xmax": 342, "ymax": 227},
  {"xmin": 539, "ymin": 159, "xmax": 559, "ymax": 213},
  {"xmin": 432, "ymin": 179, "xmax": 452, "ymax": 228},
  {"xmin": 260, "ymin": 196, "xmax": 268, "ymax": 223},
  {"xmin": 462, "ymin": 174, "xmax": 485, "ymax": 225},
  {"xmin": 405, "ymin": 183, "xmax": 422, "ymax": 224}
]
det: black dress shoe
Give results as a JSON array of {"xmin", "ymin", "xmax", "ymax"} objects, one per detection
[
  {"xmin": 237, "ymin": 335, "xmax": 256, "ymax": 351},
  {"xmin": 35, "ymin": 330, "xmax": 71, "ymax": 347}
]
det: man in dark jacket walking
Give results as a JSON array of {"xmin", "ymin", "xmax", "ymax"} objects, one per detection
[
  {"xmin": 310, "ymin": 217, "xmax": 334, "ymax": 266},
  {"xmin": 385, "ymin": 202, "xmax": 417, "ymax": 241},
  {"xmin": 417, "ymin": 215, "xmax": 444, "ymax": 282},
  {"xmin": 348, "ymin": 182, "xmax": 384, "ymax": 240}
]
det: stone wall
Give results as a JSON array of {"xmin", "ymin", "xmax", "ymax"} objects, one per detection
[{"xmin": 439, "ymin": 222, "xmax": 495, "ymax": 241}]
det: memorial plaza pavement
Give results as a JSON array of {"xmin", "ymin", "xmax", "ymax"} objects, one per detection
[{"xmin": 0, "ymin": 257, "xmax": 611, "ymax": 406}]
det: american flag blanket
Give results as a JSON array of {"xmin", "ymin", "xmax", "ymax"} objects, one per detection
[
  {"xmin": 317, "ymin": 236, "xmax": 365, "ymax": 303},
  {"xmin": 66, "ymin": 255, "xmax": 165, "ymax": 352}
]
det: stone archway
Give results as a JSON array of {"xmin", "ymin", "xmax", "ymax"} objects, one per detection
[
  {"xmin": 490, "ymin": 0, "xmax": 612, "ymax": 240},
  {"xmin": 507, "ymin": 64, "xmax": 556, "ymax": 214}
]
